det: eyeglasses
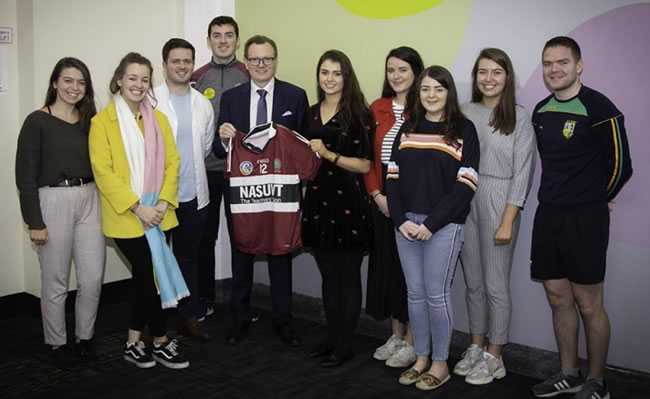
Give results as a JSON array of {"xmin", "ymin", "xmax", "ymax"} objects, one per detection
[{"xmin": 246, "ymin": 57, "xmax": 276, "ymax": 66}]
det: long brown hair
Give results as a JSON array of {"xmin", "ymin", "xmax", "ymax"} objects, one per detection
[
  {"xmin": 316, "ymin": 49, "xmax": 372, "ymax": 130},
  {"xmin": 381, "ymin": 46, "xmax": 424, "ymax": 120},
  {"xmin": 409, "ymin": 65, "xmax": 463, "ymax": 146},
  {"xmin": 44, "ymin": 57, "xmax": 97, "ymax": 132},
  {"xmin": 471, "ymin": 48, "xmax": 516, "ymax": 134}
]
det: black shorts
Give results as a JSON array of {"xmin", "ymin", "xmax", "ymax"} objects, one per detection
[{"xmin": 530, "ymin": 203, "xmax": 609, "ymax": 284}]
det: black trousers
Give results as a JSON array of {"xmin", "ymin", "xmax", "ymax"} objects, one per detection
[
  {"xmin": 173, "ymin": 198, "xmax": 208, "ymax": 320},
  {"xmin": 197, "ymin": 171, "xmax": 225, "ymax": 305},
  {"xmin": 313, "ymin": 248, "xmax": 363, "ymax": 357},
  {"xmin": 230, "ymin": 248, "xmax": 293, "ymax": 323},
  {"xmin": 114, "ymin": 235, "xmax": 169, "ymax": 337},
  {"xmin": 223, "ymin": 177, "xmax": 293, "ymax": 323}
]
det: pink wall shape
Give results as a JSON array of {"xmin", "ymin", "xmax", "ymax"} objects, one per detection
[{"xmin": 519, "ymin": 3, "xmax": 650, "ymax": 248}]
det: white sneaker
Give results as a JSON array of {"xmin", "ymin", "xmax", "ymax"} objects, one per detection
[
  {"xmin": 385, "ymin": 342, "xmax": 416, "ymax": 368},
  {"xmin": 453, "ymin": 344, "xmax": 484, "ymax": 376},
  {"xmin": 465, "ymin": 352, "xmax": 506, "ymax": 385},
  {"xmin": 373, "ymin": 335, "xmax": 401, "ymax": 361}
]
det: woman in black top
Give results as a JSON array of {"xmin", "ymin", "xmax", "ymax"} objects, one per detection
[
  {"xmin": 15, "ymin": 57, "xmax": 105, "ymax": 368},
  {"xmin": 386, "ymin": 66, "xmax": 479, "ymax": 390},
  {"xmin": 302, "ymin": 50, "xmax": 374, "ymax": 367}
]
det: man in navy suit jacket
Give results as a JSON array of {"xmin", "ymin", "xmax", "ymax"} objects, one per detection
[{"xmin": 216, "ymin": 35, "xmax": 308, "ymax": 347}]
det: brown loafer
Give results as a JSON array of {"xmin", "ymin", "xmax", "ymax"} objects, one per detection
[
  {"xmin": 399, "ymin": 368, "xmax": 424, "ymax": 385},
  {"xmin": 415, "ymin": 372, "xmax": 451, "ymax": 391},
  {"xmin": 179, "ymin": 318, "xmax": 211, "ymax": 342}
]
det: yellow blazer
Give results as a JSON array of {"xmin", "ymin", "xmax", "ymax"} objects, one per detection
[{"xmin": 89, "ymin": 101, "xmax": 180, "ymax": 238}]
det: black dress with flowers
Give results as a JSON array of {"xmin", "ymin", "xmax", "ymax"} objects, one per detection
[{"xmin": 301, "ymin": 105, "xmax": 374, "ymax": 251}]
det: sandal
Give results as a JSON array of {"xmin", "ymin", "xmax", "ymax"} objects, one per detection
[
  {"xmin": 398, "ymin": 368, "xmax": 425, "ymax": 385},
  {"xmin": 415, "ymin": 372, "xmax": 451, "ymax": 391}
]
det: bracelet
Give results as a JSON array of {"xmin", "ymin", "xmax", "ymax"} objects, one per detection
[
  {"xmin": 130, "ymin": 202, "xmax": 140, "ymax": 213},
  {"xmin": 332, "ymin": 153, "xmax": 341, "ymax": 165},
  {"xmin": 372, "ymin": 192, "xmax": 381, "ymax": 199}
]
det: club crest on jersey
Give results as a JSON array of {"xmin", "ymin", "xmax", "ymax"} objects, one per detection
[
  {"xmin": 239, "ymin": 161, "xmax": 254, "ymax": 176},
  {"xmin": 274, "ymin": 158, "xmax": 281, "ymax": 171},
  {"xmin": 563, "ymin": 120, "xmax": 576, "ymax": 139},
  {"xmin": 203, "ymin": 88, "xmax": 216, "ymax": 100}
]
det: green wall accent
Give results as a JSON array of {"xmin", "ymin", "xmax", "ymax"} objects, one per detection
[
  {"xmin": 335, "ymin": 0, "xmax": 446, "ymax": 19},
  {"xmin": 236, "ymin": 0, "xmax": 472, "ymax": 106}
]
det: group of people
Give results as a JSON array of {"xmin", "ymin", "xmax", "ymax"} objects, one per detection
[{"xmin": 15, "ymin": 12, "xmax": 632, "ymax": 399}]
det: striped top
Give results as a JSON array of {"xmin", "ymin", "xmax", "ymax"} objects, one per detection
[
  {"xmin": 385, "ymin": 118, "xmax": 480, "ymax": 234},
  {"xmin": 531, "ymin": 85, "xmax": 632, "ymax": 207},
  {"xmin": 380, "ymin": 101, "xmax": 405, "ymax": 164},
  {"xmin": 461, "ymin": 102, "xmax": 537, "ymax": 208}
]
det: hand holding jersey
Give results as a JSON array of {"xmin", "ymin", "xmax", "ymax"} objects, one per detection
[
  {"xmin": 219, "ymin": 122, "xmax": 237, "ymax": 145},
  {"xmin": 225, "ymin": 122, "xmax": 321, "ymax": 255}
]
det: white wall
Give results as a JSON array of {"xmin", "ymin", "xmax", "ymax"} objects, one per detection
[
  {"xmin": 0, "ymin": 0, "xmax": 27, "ymax": 296},
  {"xmin": 6, "ymin": 0, "xmax": 185, "ymax": 296},
  {"xmin": 183, "ymin": 0, "xmax": 235, "ymax": 280}
]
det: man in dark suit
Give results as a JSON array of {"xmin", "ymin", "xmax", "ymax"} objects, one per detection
[{"xmin": 216, "ymin": 35, "xmax": 308, "ymax": 346}]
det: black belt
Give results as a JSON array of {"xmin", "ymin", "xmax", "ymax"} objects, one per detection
[{"xmin": 50, "ymin": 177, "xmax": 94, "ymax": 187}]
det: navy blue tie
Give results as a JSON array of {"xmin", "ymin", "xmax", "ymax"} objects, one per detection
[{"xmin": 256, "ymin": 89, "xmax": 268, "ymax": 126}]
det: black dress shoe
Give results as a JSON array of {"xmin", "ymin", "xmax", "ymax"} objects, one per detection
[
  {"xmin": 50, "ymin": 345, "xmax": 78, "ymax": 370},
  {"xmin": 273, "ymin": 322, "xmax": 301, "ymax": 347},
  {"xmin": 74, "ymin": 339, "xmax": 99, "ymax": 362},
  {"xmin": 309, "ymin": 343, "xmax": 333, "ymax": 358},
  {"xmin": 320, "ymin": 352, "xmax": 353, "ymax": 367},
  {"xmin": 226, "ymin": 320, "xmax": 250, "ymax": 344}
]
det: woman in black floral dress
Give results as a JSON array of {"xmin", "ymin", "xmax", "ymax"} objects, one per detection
[{"xmin": 302, "ymin": 49, "xmax": 374, "ymax": 367}]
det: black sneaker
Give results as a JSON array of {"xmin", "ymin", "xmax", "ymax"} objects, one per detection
[
  {"xmin": 50, "ymin": 345, "xmax": 78, "ymax": 370},
  {"xmin": 572, "ymin": 378, "xmax": 610, "ymax": 399},
  {"xmin": 532, "ymin": 372, "xmax": 584, "ymax": 397},
  {"xmin": 123, "ymin": 341, "xmax": 156, "ymax": 368},
  {"xmin": 152, "ymin": 339, "xmax": 189, "ymax": 369},
  {"xmin": 74, "ymin": 339, "xmax": 99, "ymax": 362},
  {"xmin": 198, "ymin": 306, "xmax": 214, "ymax": 322}
]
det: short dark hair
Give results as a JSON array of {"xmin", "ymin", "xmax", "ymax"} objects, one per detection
[
  {"xmin": 244, "ymin": 35, "xmax": 278, "ymax": 59},
  {"xmin": 109, "ymin": 52, "xmax": 154, "ymax": 97},
  {"xmin": 44, "ymin": 57, "xmax": 97, "ymax": 133},
  {"xmin": 162, "ymin": 38, "xmax": 195, "ymax": 62},
  {"xmin": 543, "ymin": 36, "xmax": 582, "ymax": 61},
  {"xmin": 208, "ymin": 16, "xmax": 239, "ymax": 37}
]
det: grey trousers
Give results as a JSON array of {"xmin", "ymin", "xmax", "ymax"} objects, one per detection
[
  {"xmin": 459, "ymin": 176, "xmax": 520, "ymax": 346},
  {"xmin": 38, "ymin": 183, "xmax": 105, "ymax": 346}
]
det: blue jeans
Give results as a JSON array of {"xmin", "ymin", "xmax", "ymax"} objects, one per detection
[{"xmin": 395, "ymin": 213, "xmax": 464, "ymax": 361}]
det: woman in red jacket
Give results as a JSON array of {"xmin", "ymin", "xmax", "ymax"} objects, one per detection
[{"xmin": 364, "ymin": 46, "xmax": 424, "ymax": 368}]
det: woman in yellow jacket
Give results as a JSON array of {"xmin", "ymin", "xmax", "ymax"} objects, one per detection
[{"xmin": 89, "ymin": 52, "xmax": 188, "ymax": 369}]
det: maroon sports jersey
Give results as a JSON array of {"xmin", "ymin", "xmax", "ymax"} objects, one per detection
[{"xmin": 226, "ymin": 122, "xmax": 321, "ymax": 255}]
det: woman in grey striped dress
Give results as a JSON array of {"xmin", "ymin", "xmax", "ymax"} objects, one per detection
[{"xmin": 454, "ymin": 48, "xmax": 536, "ymax": 385}]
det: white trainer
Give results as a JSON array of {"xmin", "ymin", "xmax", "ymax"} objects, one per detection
[
  {"xmin": 453, "ymin": 344, "xmax": 484, "ymax": 376},
  {"xmin": 465, "ymin": 352, "xmax": 506, "ymax": 385},
  {"xmin": 385, "ymin": 342, "xmax": 416, "ymax": 368},
  {"xmin": 373, "ymin": 335, "xmax": 401, "ymax": 361}
]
